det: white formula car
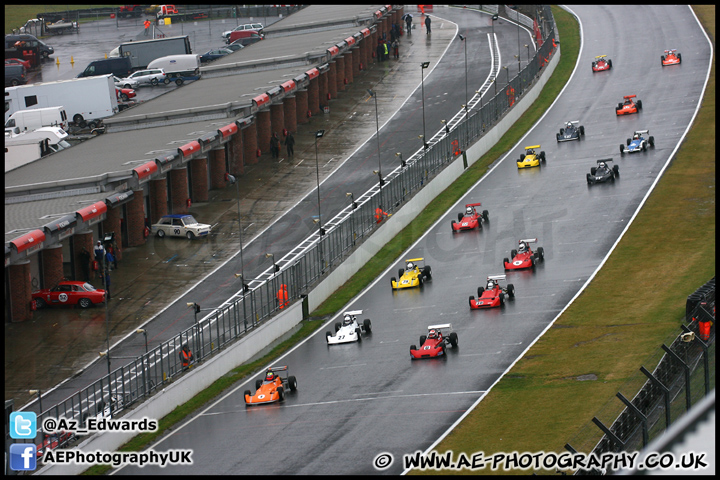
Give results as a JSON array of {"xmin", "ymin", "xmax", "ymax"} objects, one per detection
[{"xmin": 326, "ymin": 310, "xmax": 372, "ymax": 344}]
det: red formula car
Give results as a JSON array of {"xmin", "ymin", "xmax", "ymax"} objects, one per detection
[
  {"xmin": 591, "ymin": 55, "xmax": 612, "ymax": 72},
  {"xmin": 504, "ymin": 238, "xmax": 544, "ymax": 270},
  {"xmin": 451, "ymin": 203, "xmax": 489, "ymax": 232},
  {"xmin": 409, "ymin": 324, "xmax": 458, "ymax": 359},
  {"xmin": 32, "ymin": 280, "xmax": 106, "ymax": 309},
  {"xmin": 661, "ymin": 49, "xmax": 681, "ymax": 66},
  {"xmin": 616, "ymin": 95, "xmax": 642, "ymax": 116},
  {"xmin": 469, "ymin": 275, "xmax": 515, "ymax": 309}
]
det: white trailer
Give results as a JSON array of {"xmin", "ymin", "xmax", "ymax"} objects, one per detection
[
  {"xmin": 4, "ymin": 126, "xmax": 71, "ymax": 172},
  {"xmin": 147, "ymin": 54, "xmax": 201, "ymax": 85},
  {"xmin": 4, "ymin": 74, "xmax": 118, "ymax": 127}
]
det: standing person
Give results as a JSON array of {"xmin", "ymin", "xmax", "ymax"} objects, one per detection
[
  {"xmin": 179, "ymin": 344, "xmax": 194, "ymax": 370},
  {"xmin": 79, "ymin": 247, "xmax": 91, "ymax": 282},
  {"xmin": 392, "ymin": 38, "xmax": 399, "ymax": 59},
  {"xmin": 105, "ymin": 249, "xmax": 115, "ymax": 272},
  {"xmin": 377, "ymin": 40, "xmax": 384, "ymax": 62},
  {"xmin": 93, "ymin": 241, "xmax": 105, "ymax": 279},
  {"xmin": 405, "ymin": 13, "xmax": 413, "ymax": 33},
  {"xmin": 143, "ymin": 19, "xmax": 151, "ymax": 36},
  {"xmin": 270, "ymin": 132, "xmax": 280, "ymax": 159},
  {"xmin": 425, "ymin": 16, "xmax": 432, "ymax": 35},
  {"xmin": 375, "ymin": 206, "xmax": 391, "ymax": 224},
  {"xmin": 285, "ymin": 131, "xmax": 295, "ymax": 158},
  {"xmin": 383, "ymin": 40, "xmax": 389, "ymax": 61}
]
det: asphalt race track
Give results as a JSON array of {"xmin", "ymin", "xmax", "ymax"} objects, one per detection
[{"xmin": 115, "ymin": 5, "xmax": 712, "ymax": 475}]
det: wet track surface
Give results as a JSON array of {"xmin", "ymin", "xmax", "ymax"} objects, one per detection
[{"xmin": 113, "ymin": 5, "xmax": 711, "ymax": 476}]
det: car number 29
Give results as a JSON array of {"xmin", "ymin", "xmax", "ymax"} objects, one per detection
[{"xmin": 174, "ymin": 228, "xmax": 181, "ymax": 235}]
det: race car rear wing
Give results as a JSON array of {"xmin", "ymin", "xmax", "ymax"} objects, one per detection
[
  {"xmin": 344, "ymin": 310, "xmax": 363, "ymax": 316},
  {"xmin": 465, "ymin": 203, "xmax": 482, "ymax": 208},
  {"xmin": 623, "ymin": 95, "xmax": 636, "ymax": 99},
  {"xmin": 566, "ymin": 120, "xmax": 579, "ymax": 125},
  {"xmin": 524, "ymin": 145, "xmax": 541, "ymax": 150},
  {"xmin": 428, "ymin": 323, "xmax": 452, "ymax": 331},
  {"xmin": 594, "ymin": 55, "xmax": 606, "ymax": 59},
  {"xmin": 487, "ymin": 274, "xmax": 506, "ymax": 281},
  {"xmin": 596, "ymin": 158, "xmax": 614, "ymax": 164},
  {"xmin": 268, "ymin": 366, "xmax": 288, "ymax": 372},
  {"xmin": 405, "ymin": 257, "xmax": 424, "ymax": 262},
  {"xmin": 665, "ymin": 49, "xmax": 676, "ymax": 53},
  {"xmin": 634, "ymin": 129, "xmax": 649, "ymax": 135},
  {"xmin": 519, "ymin": 238, "xmax": 538, "ymax": 244}
]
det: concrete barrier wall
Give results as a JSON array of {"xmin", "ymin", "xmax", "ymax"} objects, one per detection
[{"xmin": 39, "ymin": 45, "xmax": 560, "ymax": 476}]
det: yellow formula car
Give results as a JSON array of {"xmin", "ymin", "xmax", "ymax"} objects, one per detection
[
  {"xmin": 517, "ymin": 145, "xmax": 546, "ymax": 169},
  {"xmin": 391, "ymin": 258, "xmax": 432, "ymax": 290}
]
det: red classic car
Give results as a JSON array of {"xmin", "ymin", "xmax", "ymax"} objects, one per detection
[{"xmin": 32, "ymin": 280, "xmax": 106, "ymax": 309}]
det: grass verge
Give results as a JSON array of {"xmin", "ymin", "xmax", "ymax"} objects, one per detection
[{"xmin": 414, "ymin": 5, "xmax": 715, "ymax": 475}]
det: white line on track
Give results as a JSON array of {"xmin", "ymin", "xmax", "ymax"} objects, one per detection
[
  {"xmin": 281, "ymin": 390, "xmax": 488, "ymax": 409},
  {"xmin": 318, "ymin": 363, "xmax": 366, "ymax": 370}
]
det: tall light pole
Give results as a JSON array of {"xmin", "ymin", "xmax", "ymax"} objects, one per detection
[
  {"xmin": 525, "ymin": 44, "xmax": 530, "ymax": 63},
  {"xmin": 314, "ymin": 130, "xmax": 325, "ymax": 236},
  {"xmin": 503, "ymin": 65, "xmax": 509, "ymax": 86},
  {"xmin": 516, "ymin": 12, "xmax": 522, "ymax": 74},
  {"xmin": 420, "ymin": 61, "xmax": 430, "ymax": 149},
  {"xmin": 491, "ymin": 14, "xmax": 498, "ymax": 97},
  {"xmin": 458, "ymin": 34, "xmax": 468, "ymax": 147},
  {"xmin": 367, "ymin": 89, "xmax": 383, "ymax": 207},
  {"xmin": 225, "ymin": 174, "xmax": 249, "ymax": 294}
]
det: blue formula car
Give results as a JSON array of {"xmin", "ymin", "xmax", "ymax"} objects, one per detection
[{"xmin": 620, "ymin": 130, "xmax": 655, "ymax": 154}]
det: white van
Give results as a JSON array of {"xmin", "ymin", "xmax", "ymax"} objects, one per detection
[
  {"xmin": 147, "ymin": 54, "xmax": 201, "ymax": 85},
  {"xmin": 5, "ymin": 106, "xmax": 68, "ymax": 132}
]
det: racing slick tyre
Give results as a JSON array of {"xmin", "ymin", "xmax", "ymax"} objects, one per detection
[
  {"xmin": 477, "ymin": 286, "xmax": 484, "ymax": 297},
  {"xmin": 418, "ymin": 274, "xmax": 423, "ymax": 286},
  {"xmin": 157, "ymin": 229, "xmax": 165, "ymax": 238},
  {"xmin": 519, "ymin": 154, "xmax": 525, "ymax": 161},
  {"xmin": 288, "ymin": 376, "xmax": 297, "ymax": 391},
  {"xmin": 356, "ymin": 328, "xmax": 363, "ymax": 342},
  {"xmin": 613, "ymin": 165, "xmax": 620, "ymax": 175},
  {"xmin": 608, "ymin": 59, "xmax": 612, "ymax": 68},
  {"xmin": 511, "ymin": 249, "xmax": 517, "ymax": 259},
  {"xmin": 410, "ymin": 345, "xmax": 417, "ymax": 357},
  {"xmin": 499, "ymin": 292, "xmax": 505, "ymax": 305},
  {"xmin": 163, "ymin": 77, "xmax": 171, "ymax": 85},
  {"xmin": 642, "ymin": 142, "xmax": 647, "ymax": 152},
  {"xmin": 419, "ymin": 335, "xmax": 427, "ymax": 346},
  {"xmin": 540, "ymin": 151, "xmax": 546, "ymax": 162},
  {"xmin": 176, "ymin": 78, "xmax": 184, "ymax": 86},
  {"xmin": 186, "ymin": 231, "xmax": 195, "ymax": 239},
  {"xmin": 483, "ymin": 210, "xmax": 489, "ymax": 222},
  {"xmin": 363, "ymin": 319, "xmax": 372, "ymax": 333},
  {"xmin": 537, "ymin": 247, "xmax": 544, "ymax": 261},
  {"xmin": 503, "ymin": 258, "xmax": 509, "ymax": 268},
  {"xmin": 649, "ymin": 136, "xmax": 654, "ymax": 147},
  {"xmin": 677, "ymin": 53, "xmax": 681, "ymax": 63},
  {"xmin": 617, "ymin": 103, "xmax": 623, "ymax": 111},
  {"xmin": 579, "ymin": 125, "xmax": 585, "ymax": 135},
  {"xmin": 556, "ymin": 134, "xmax": 561, "ymax": 142},
  {"xmin": 398, "ymin": 268, "xmax": 404, "ymax": 278},
  {"xmin": 256, "ymin": 379, "xmax": 263, "ymax": 390},
  {"xmin": 530, "ymin": 256, "xmax": 535, "ymax": 267},
  {"xmin": 390, "ymin": 277, "xmax": 396, "ymax": 288},
  {"xmin": 587, "ymin": 174, "xmax": 592, "ymax": 184},
  {"xmin": 661, "ymin": 55, "xmax": 665, "ymax": 65},
  {"xmin": 151, "ymin": 78, "xmax": 159, "ymax": 86},
  {"xmin": 620, "ymin": 144, "xmax": 625, "ymax": 154},
  {"xmin": 441, "ymin": 344, "xmax": 446, "ymax": 356},
  {"xmin": 35, "ymin": 297, "xmax": 46, "ymax": 309},
  {"xmin": 326, "ymin": 331, "xmax": 332, "ymax": 342},
  {"xmin": 423, "ymin": 266, "xmax": 432, "ymax": 279},
  {"xmin": 277, "ymin": 386, "xmax": 285, "ymax": 401},
  {"xmin": 559, "ymin": 128, "xmax": 564, "ymax": 135},
  {"xmin": 468, "ymin": 296, "xmax": 475, "ymax": 307},
  {"xmin": 448, "ymin": 332, "xmax": 458, "ymax": 348},
  {"xmin": 244, "ymin": 390, "xmax": 251, "ymax": 399},
  {"xmin": 335, "ymin": 322, "xmax": 341, "ymax": 332},
  {"xmin": 457, "ymin": 213, "xmax": 463, "ymax": 222},
  {"xmin": 627, "ymin": 138, "xmax": 632, "ymax": 146},
  {"xmin": 590, "ymin": 167, "xmax": 597, "ymax": 176},
  {"xmin": 637, "ymin": 100, "xmax": 642, "ymax": 110},
  {"xmin": 451, "ymin": 221, "xmax": 456, "ymax": 232},
  {"xmin": 507, "ymin": 284, "xmax": 515, "ymax": 299},
  {"xmin": 78, "ymin": 298, "xmax": 92, "ymax": 309}
]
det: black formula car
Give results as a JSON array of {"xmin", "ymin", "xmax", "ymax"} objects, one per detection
[
  {"xmin": 586, "ymin": 159, "xmax": 619, "ymax": 184},
  {"xmin": 556, "ymin": 120, "xmax": 585, "ymax": 142}
]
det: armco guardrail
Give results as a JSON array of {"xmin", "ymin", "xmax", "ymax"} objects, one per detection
[{"xmin": 26, "ymin": 5, "xmax": 557, "ymax": 453}]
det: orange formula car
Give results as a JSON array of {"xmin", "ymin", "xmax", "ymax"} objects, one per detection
[
  {"xmin": 616, "ymin": 95, "xmax": 642, "ymax": 116},
  {"xmin": 244, "ymin": 366, "xmax": 297, "ymax": 406}
]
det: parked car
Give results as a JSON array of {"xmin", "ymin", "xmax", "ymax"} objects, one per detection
[
  {"xmin": 32, "ymin": 280, "xmax": 106, "ymax": 309},
  {"xmin": 77, "ymin": 57, "xmax": 132, "ymax": 78},
  {"xmin": 5, "ymin": 58, "xmax": 32, "ymax": 69},
  {"xmin": 222, "ymin": 23, "xmax": 264, "ymax": 40},
  {"xmin": 4, "ymin": 64, "xmax": 27, "ymax": 87},
  {"xmin": 4, "ymin": 33, "xmax": 54, "ymax": 58},
  {"xmin": 199, "ymin": 48, "xmax": 233, "ymax": 63},
  {"xmin": 116, "ymin": 87, "xmax": 136, "ymax": 101},
  {"xmin": 112, "ymin": 75, "xmax": 139, "ymax": 89},
  {"xmin": 119, "ymin": 68, "xmax": 169, "ymax": 86},
  {"xmin": 223, "ymin": 42, "xmax": 245, "ymax": 53},
  {"xmin": 151, "ymin": 214, "xmax": 211, "ymax": 239},
  {"xmin": 228, "ymin": 33, "xmax": 263, "ymax": 48}
]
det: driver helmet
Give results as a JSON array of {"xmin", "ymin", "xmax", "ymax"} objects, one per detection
[
  {"xmin": 427, "ymin": 329, "xmax": 437, "ymax": 339},
  {"xmin": 566, "ymin": 122, "xmax": 573, "ymax": 128},
  {"xmin": 343, "ymin": 315, "xmax": 352, "ymax": 326},
  {"xmin": 406, "ymin": 262, "xmax": 414, "ymax": 270},
  {"xmin": 265, "ymin": 371, "xmax": 274, "ymax": 381},
  {"xmin": 599, "ymin": 162, "xmax": 606, "ymax": 168},
  {"xmin": 465, "ymin": 207, "xmax": 473, "ymax": 215},
  {"xmin": 518, "ymin": 242, "xmax": 526, "ymax": 253},
  {"xmin": 487, "ymin": 280, "xmax": 495, "ymax": 289},
  {"xmin": 633, "ymin": 133, "xmax": 640, "ymax": 140}
]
